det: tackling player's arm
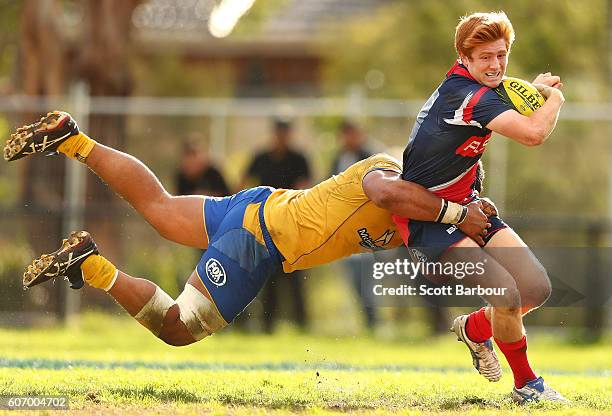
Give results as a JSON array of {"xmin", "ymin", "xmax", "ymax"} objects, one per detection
[
  {"xmin": 362, "ymin": 170, "xmax": 490, "ymax": 245},
  {"xmin": 486, "ymin": 83, "xmax": 565, "ymax": 147}
]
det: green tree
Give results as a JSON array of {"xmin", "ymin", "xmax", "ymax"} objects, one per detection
[
  {"xmin": 0, "ymin": 0, "xmax": 20, "ymax": 86},
  {"xmin": 321, "ymin": 0, "xmax": 609, "ymax": 219},
  {"xmin": 321, "ymin": 0, "xmax": 606, "ymax": 101}
]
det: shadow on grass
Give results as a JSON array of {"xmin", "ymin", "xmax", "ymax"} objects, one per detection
[
  {"xmin": 108, "ymin": 386, "xmax": 201, "ymax": 403},
  {"xmin": 439, "ymin": 396, "xmax": 506, "ymax": 410}
]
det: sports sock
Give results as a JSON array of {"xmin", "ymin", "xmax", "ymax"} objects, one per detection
[
  {"xmin": 81, "ymin": 255, "xmax": 118, "ymax": 291},
  {"xmin": 57, "ymin": 132, "xmax": 96, "ymax": 162},
  {"xmin": 465, "ymin": 307, "xmax": 492, "ymax": 343},
  {"xmin": 494, "ymin": 336, "xmax": 537, "ymax": 388}
]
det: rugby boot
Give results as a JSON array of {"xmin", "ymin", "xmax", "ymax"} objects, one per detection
[
  {"xmin": 512, "ymin": 376, "xmax": 569, "ymax": 404},
  {"xmin": 23, "ymin": 231, "xmax": 98, "ymax": 290},
  {"xmin": 451, "ymin": 314, "xmax": 502, "ymax": 382},
  {"xmin": 4, "ymin": 111, "xmax": 79, "ymax": 161}
]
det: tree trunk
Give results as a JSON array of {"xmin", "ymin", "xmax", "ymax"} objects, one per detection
[
  {"xmin": 18, "ymin": 0, "xmax": 141, "ymax": 317},
  {"xmin": 75, "ymin": 0, "xmax": 140, "ymax": 264},
  {"xmin": 19, "ymin": 0, "xmax": 67, "ymax": 317}
]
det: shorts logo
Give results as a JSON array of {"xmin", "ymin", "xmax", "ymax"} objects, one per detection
[
  {"xmin": 446, "ymin": 225, "xmax": 458, "ymax": 234},
  {"xmin": 409, "ymin": 248, "xmax": 428, "ymax": 263},
  {"xmin": 205, "ymin": 258, "xmax": 227, "ymax": 286}
]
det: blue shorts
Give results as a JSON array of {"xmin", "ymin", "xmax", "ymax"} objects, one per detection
[
  {"xmin": 196, "ymin": 186, "xmax": 283, "ymax": 323},
  {"xmin": 406, "ymin": 215, "xmax": 508, "ymax": 261}
]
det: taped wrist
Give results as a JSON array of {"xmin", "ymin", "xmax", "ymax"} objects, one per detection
[
  {"xmin": 455, "ymin": 205, "xmax": 469, "ymax": 224},
  {"xmin": 436, "ymin": 200, "xmax": 468, "ymax": 224}
]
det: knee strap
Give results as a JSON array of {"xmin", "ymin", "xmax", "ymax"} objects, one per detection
[
  {"xmin": 176, "ymin": 283, "xmax": 228, "ymax": 341},
  {"xmin": 134, "ymin": 286, "xmax": 175, "ymax": 336}
]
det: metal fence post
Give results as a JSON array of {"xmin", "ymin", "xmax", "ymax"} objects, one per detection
[
  {"xmin": 347, "ymin": 84, "xmax": 365, "ymax": 119},
  {"xmin": 607, "ymin": 0, "xmax": 612, "ymax": 328},
  {"xmin": 210, "ymin": 105, "xmax": 228, "ymax": 162},
  {"xmin": 61, "ymin": 82, "xmax": 90, "ymax": 322}
]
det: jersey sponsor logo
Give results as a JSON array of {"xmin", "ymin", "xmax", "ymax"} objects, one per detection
[
  {"xmin": 455, "ymin": 133, "xmax": 491, "ymax": 157},
  {"xmin": 205, "ymin": 258, "xmax": 227, "ymax": 286},
  {"xmin": 358, "ymin": 228, "xmax": 395, "ymax": 250}
]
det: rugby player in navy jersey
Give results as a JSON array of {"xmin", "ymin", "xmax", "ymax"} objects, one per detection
[{"xmin": 389, "ymin": 12, "xmax": 566, "ymax": 403}]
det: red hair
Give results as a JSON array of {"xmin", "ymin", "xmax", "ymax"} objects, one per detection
[{"xmin": 455, "ymin": 12, "xmax": 515, "ymax": 58}]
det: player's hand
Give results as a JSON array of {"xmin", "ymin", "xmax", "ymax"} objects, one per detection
[
  {"xmin": 532, "ymin": 72, "xmax": 563, "ymax": 89},
  {"xmin": 533, "ymin": 83, "xmax": 565, "ymax": 101},
  {"xmin": 458, "ymin": 202, "xmax": 490, "ymax": 246},
  {"xmin": 479, "ymin": 197, "xmax": 498, "ymax": 217}
]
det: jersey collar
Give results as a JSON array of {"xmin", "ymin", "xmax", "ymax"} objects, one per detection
[{"xmin": 446, "ymin": 60, "xmax": 475, "ymax": 81}]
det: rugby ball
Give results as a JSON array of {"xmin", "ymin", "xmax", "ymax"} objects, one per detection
[{"xmin": 494, "ymin": 77, "xmax": 545, "ymax": 116}]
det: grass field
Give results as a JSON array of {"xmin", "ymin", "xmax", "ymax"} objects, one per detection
[{"xmin": 0, "ymin": 313, "xmax": 610, "ymax": 415}]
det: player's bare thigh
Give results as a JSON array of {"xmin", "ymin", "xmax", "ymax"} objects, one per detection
[
  {"xmin": 151, "ymin": 194, "xmax": 209, "ymax": 249},
  {"xmin": 439, "ymin": 236, "xmax": 520, "ymax": 308},
  {"xmin": 86, "ymin": 144, "xmax": 208, "ymax": 249},
  {"xmin": 484, "ymin": 228, "xmax": 551, "ymax": 310}
]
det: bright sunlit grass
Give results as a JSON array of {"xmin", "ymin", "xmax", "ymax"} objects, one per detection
[{"xmin": 0, "ymin": 313, "xmax": 610, "ymax": 415}]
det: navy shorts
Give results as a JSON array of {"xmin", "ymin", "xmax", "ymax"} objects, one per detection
[
  {"xmin": 196, "ymin": 186, "xmax": 283, "ymax": 323},
  {"xmin": 406, "ymin": 215, "xmax": 508, "ymax": 261}
]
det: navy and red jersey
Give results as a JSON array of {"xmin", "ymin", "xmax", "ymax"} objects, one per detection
[{"xmin": 401, "ymin": 61, "xmax": 513, "ymax": 203}]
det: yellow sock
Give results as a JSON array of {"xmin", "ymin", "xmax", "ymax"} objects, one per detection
[
  {"xmin": 57, "ymin": 132, "xmax": 96, "ymax": 162},
  {"xmin": 81, "ymin": 255, "xmax": 118, "ymax": 291}
]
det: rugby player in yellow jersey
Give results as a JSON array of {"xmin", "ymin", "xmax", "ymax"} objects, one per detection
[{"xmin": 5, "ymin": 111, "xmax": 491, "ymax": 345}]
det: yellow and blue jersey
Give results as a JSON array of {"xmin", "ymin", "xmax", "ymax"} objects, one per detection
[
  {"xmin": 263, "ymin": 153, "xmax": 404, "ymax": 271},
  {"xmin": 198, "ymin": 153, "xmax": 403, "ymax": 323}
]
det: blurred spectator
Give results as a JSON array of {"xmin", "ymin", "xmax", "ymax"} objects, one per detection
[
  {"xmin": 330, "ymin": 120, "xmax": 373, "ymax": 175},
  {"xmin": 176, "ymin": 135, "xmax": 229, "ymax": 197},
  {"xmin": 330, "ymin": 120, "xmax": 377, "ymax": 329},
  {"xmin": 242, "ymin": 118, "xmax": 311, "ymax": 332},
  {"xmin": 243, "ymin": 119, "xmax": 311, "ymax": 190}
]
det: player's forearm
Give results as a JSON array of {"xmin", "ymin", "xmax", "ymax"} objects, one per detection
[
  {"xmin": 379, "ymin": 179, "xmax": 468, "ymax": 224},
  {"xmin": 363, "ymin": 170, "xmax": 468, "ymax": 224},
  {"xmin": 527, "ymin": 89, "xmax": 564, "ymax": 145},
  {"xmin": 363, "ymin": 170, "xmax": 489, "ymax": 242},
  {"xmin": 382, "ymin": 180, "xmax": 442, "ymax": 221}
]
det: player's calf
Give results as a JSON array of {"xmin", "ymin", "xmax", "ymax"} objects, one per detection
[
  {"xmin": 128, "ymin": 277, "xmax": 227, "ymax": 345},
  {"xmin": 23, "ymin": 232, "xmax": 227, "ymax": 345}
]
